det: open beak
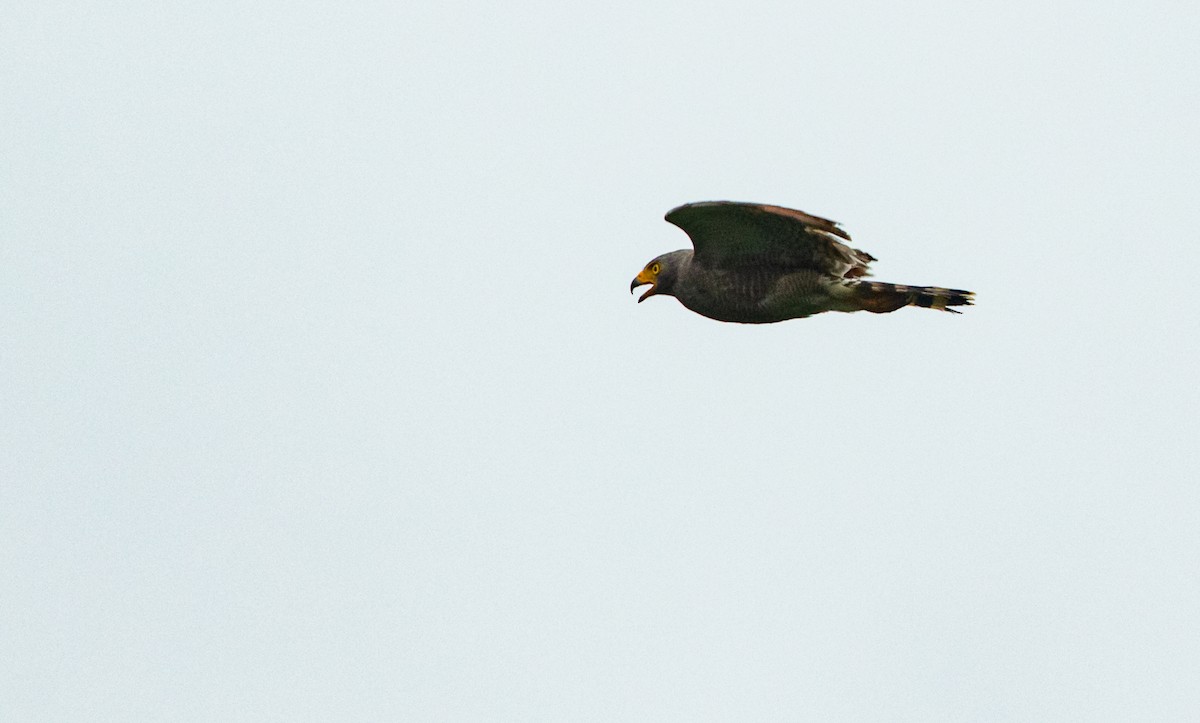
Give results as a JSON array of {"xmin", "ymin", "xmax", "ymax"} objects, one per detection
[{"xmin": 630, "ymin": 270, "xmax": 658, "ymax": 303}]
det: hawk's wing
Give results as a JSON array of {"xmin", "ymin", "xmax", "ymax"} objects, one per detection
[{"xmin": 665, "ymin": 201, "xmax": 876, "ymax": 278}]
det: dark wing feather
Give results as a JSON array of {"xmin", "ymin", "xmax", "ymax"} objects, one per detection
[{"xmin": 665, "ymin": 201, "xmax": 876, "ymax": 278}]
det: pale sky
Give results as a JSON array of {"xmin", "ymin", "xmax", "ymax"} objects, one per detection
[{"xmin": 3, "ymin": 1, "xmax": 1199, "ymax": 720}]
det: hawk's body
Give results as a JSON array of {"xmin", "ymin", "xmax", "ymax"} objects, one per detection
[{"xmin": 631, "ymin": 201, "xmax": 973, "ymax": 323}]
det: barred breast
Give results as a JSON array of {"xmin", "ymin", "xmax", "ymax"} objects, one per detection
[{"xmin": 674, "ymin": 264, "xmax": 831, "ymax": 323}]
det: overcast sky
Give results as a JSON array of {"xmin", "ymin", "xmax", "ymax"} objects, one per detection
[{"xmin": 3, "ymin": 1, "xmax": 1199, "ymax": 720}]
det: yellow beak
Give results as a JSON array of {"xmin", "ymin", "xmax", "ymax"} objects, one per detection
[{"xmin": 630, "ymin": 269, "xmax": 659, "ymax": 302}]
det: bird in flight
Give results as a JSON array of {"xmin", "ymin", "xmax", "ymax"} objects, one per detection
[{"xmin": 631, "ymin": 201, "xmax": 974, "ymax": 323}]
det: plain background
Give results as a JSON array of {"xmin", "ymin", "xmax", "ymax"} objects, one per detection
[{"xmin": 3, "ymin": 1, "xmax": 1198, "ymax": 720}]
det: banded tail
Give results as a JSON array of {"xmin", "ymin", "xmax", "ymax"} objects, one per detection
[{"xmin": 852, "ymin": 280, "xmax": 975, "ymax": 314}]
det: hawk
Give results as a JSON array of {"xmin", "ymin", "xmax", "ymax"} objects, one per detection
[{"xmin": 630, "ymin": 201, "xmax": 974, "ymax": 323}]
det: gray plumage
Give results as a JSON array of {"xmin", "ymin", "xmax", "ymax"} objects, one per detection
[{"xmin": 630, "ymin": 201, "xmax": 974, "ymax": 324}]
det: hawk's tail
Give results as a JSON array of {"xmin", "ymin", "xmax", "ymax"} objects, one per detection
[{"xmin": 853, "ymin": 281, "xmax": 975, "ymax": 314}]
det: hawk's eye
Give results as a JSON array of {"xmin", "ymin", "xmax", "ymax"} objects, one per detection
[{"xmin": 650, "ymin": 263, "xmax": 660, "ymax": 275}]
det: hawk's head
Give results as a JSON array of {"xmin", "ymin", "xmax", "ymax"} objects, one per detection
[{"xmin": 630, "ymin": 251, "xmax": 686, "ymax": 303}]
